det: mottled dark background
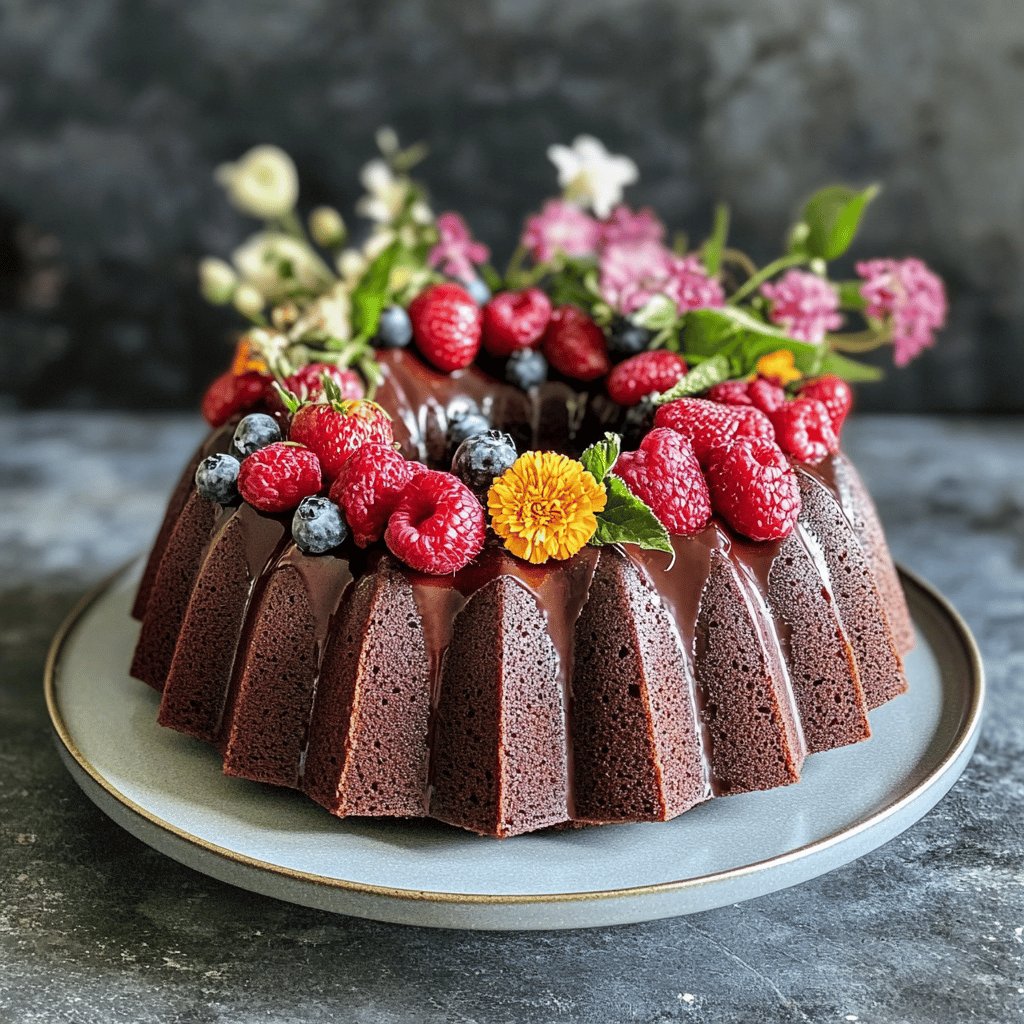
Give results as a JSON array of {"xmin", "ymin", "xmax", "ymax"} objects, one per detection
[{"xmin": 2, "ymin": 0, "xmax": 1022, "ymax": 413}]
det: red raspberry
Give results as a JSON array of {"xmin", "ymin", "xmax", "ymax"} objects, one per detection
[
  {"xmin": 706, "ymin": 380, "xmax": 753, "ymax": 406},
  {"xmin": 289, "ymin": 399, "xmax": 394, "ymax": 481},
  {"xmin": 769, "ymin": 397, "xmax": 839, "ymax": 465},
  {"xmin": 615, "ymin": 428, "xmax": 711, "ymax": 536},
  {"xmin": 482, "ymin": 288, "xmax": 552, "ymax": 357},
  {"xmin": 607, "ymin": 351, "xmax": 689, "ymax": 407},
  {"xmin": 237, "ymin": 442, "xmax": 322, "ymax": 513},
  {"xmin": 747, "ymin": 377, "xmax": 787, "ymax": 414},
  {"xmin": 329, "ymin": 443, "xmax": 424, "ymax": 547},
  {"xmin": 201, "ymin": 370, "xmax": 270, "ymax": 427},
  {"xmin": 653, "ymin": 397, "xmax": 775, "ymax": 465},
  {"xmin": 269, "ymin": 363, "xmax": 364, "ymax": 412},
  {"xmin": 385, "ymin": 470, "xmax": 486, "ymax": 574},
  {"xmin": 409, "ymin": 283, "xmax": 483, "ymax": 372},
  {"xmin": 797, "ymin": 375, "xmax": 853, "ymax": 436},
  {"xmin": 541, "ymin": 306, "xmax": 611, "ymax": 381},
  {"xmin": 705, "ymin": 437, "xmax": 801, "ymax": 541}
]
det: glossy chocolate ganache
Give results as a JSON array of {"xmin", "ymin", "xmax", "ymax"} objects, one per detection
[{"xmin": 132, "ymin": 348, "xmax": 914, "ymax": 837}]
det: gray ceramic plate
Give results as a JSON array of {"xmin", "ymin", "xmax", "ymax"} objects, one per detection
[{"xmin": 46, "ymin": 560, "xmax": 983, "ymax": 931}]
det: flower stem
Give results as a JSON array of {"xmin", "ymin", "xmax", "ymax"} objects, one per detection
[
  {"xmin": 728, "ymin": 254, "xmax": 805, "ymax": 304},
  {"xmin": 504, "ymin": 244, "xmax": 527, "ymax": 286},
  {"xmin": 827, "ymin": 326, "xmax": 892, "ymax": 352}
]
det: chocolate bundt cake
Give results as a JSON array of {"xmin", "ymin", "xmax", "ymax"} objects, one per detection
[{"xmin": 131, "ymin": 348, "xmax": 913, "ymax": 837}]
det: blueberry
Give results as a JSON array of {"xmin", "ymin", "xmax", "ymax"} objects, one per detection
[
  {"xmin": 608, "ymin": 318, "xmax": 652, "ymax": 360},
  {"xmin": 446, "ymin": 410, "xmax": 491, "ymax": 452},
  {"xmin": 375, "ymin": 305, "xmax": 413, "ymax": 349},
  {"xmin": 195, "ymin": 453, "xmax": 240, "ymax": 504},
  {"xmin": 505, "ymin": 349, "xmax": 548, "ymax": 390},
  {"xmin": 621, "ymin": 395, "xmax": 657, "ymax": 451},
  {"xmin": 465, "ymin": 277, "xmax": 491, "ymax": 305},
  {"xmin": 291, "ymin": 497, "xmax": 349, "ymax": 555},
  {"xmin": 232, "ymin": 413, "xmax": 282, "ymax": 458},
  {"xmin": 452, "ymin": 430, "xmax": 518, "ymax": 497}
]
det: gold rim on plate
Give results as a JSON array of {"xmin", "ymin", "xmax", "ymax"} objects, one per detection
[{"xmin": 44, "ymin": 561, "xmax": 984, "ymax": 907}]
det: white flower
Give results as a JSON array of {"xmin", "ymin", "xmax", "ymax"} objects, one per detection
[
  {"xmin": 245, "ymin": 328, "xmax": 291, "ymax": 374},
  {"xmin": 356, "ymin": 159, "xmax": 410, "ymax": 224},
  {"xmin": 232, "ymin": 232, "xmax": 331, "ymax": 301},
  {"xmin": 336, "ymin": 248, "xmax": 367, "ymax": 287},
  {"xmin": 198, "ymin": 257, "xmax": 237, "ymax": 304},
  {"xmin": 547, "ymin": 135, "xmax": 639, "ymax": 218},
  {"xmin": 290, "ymin": 287, "xmax": 352, "ymax": 343},
  {"xmin": 215, "ymin": 145, "xmax": 299, "ymax": 220},
  {"xmin": 232, "ymin": 284, "xmax": 265, "ymax": 320},
  {"xmin": 308, "ymin": 206, "xmax": 346, "ymax": 248}
]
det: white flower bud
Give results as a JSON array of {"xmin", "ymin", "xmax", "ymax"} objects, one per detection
[
  {"xmin": 198, "ymin": 257, "xmax": 237, "ymax": 304},
  {"xmin": 336, "ymin": 248, "xmax": 367, "ymax": 284},
  {"xmin": 308, "ymin": 206, "xmax": 346, "ymax": 248},
  {"xmin": 233, "ymin": 284, "xmax": 266, "ymax": 320},
  {"xmin": 215, "ymin": 145, "xmax": 299, "ymax": 221}
]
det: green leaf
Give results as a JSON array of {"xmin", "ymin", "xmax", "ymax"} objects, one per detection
[
  {"xmin": 592, "ymin": 475, "xmax": 672, "ymax": 554},
  {"xmin": 800, "ymin": 184, "xmax": 879, "ymax": 261},
  {"xmin": 580, "ymin": 433, "xmax": 621, "ymax": 482},
  {"xmin": 350, "ymin": 241, "xmax": 403, "ymax": 338},
  {"xmin": 681, "ymin": 307, "xmax": 825, "ymax": 376},
  {"xmin": 701, "ymin": 202, "xmax": 730, "ymax": 276},
  {"xmin": 817, "ymin": 350, "xmax": 884, "ymax": 382},
  {"xmin": 835, "ymin": 280, "xmax": 867, "ymax": 310},
  {"xmin": 653, "ymin": 353, "xmax": 732, "ymax": 405},
  {"xmin": 632, "ymin": 294, "xmax": 679, "ymax": 332}
]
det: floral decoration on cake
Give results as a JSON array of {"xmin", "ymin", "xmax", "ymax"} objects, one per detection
[{"xmin": 192, "ymin": 131, "xmax": 947, "ymax": 573}]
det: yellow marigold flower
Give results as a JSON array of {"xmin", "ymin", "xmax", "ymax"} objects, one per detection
[
  {"xmin": 231, "ymin": 336, "xmax": 269, "ymax": 376},
  {"xmin": 488, "ymin": 452, "xmax": 607, "ymax": 565},
  {"xmin": 755, "ymin": 348, "xmax": 802, "ymax": 385}
]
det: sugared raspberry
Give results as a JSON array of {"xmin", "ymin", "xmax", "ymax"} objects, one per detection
[
  {"xmin": 482, "ymin": 288, "xmax": 552, "ymax": 357},
  {"xmin": 541, "ymin": 306, "xmax": 611, "ymax": 381},
  {"xmin": 769, "ymin": 397, "xmax": 839, "ymax": 465},
  {"xmin": 385, "ymin": 471, "xmax": 486, "ymax": 574},
  {"xmin": 797, "ymin": 375, "xmax": 853, "ymax": 436},
  {"xmin": 289, "ymin": 399, "xmax": 393, "ymax": 481},
  {"xmin": 408, "ymin": 283, "xmax": 483, "ymax": 372},
  {"xmin": 706, "ymin": 380, "xmax": 753, "ymax": 406},
  {"xmin": 747, "ymin": 377, "xmax": 787, "ymax": 414},
  {"xmin": 201, "ymin": 370, "xmax": 271, "ymax": 427},
  {"xmin": 704, "ymin": 437, "xmax": 801, "ymax": 541},
  {"xmin": 606, "ymin": 351, "xmax": 689, "ymax": 407},
  {"xmin": 329, "ymin": 442, "xmax": 423, "ymax": 547},
  {"xmin": 271, "ymin": 363, "xmax": 364, "ymax": 412},
  {"xmin": 653, "ymin": 397, "xmax": 775, "ymax": 465},
  {"xmin": 238, "ymin": 442, "xmax": 322, "ymax": 514},
  {"xmin": 615, "ymin": 428, "xmax": 711, "ymax": 536}
]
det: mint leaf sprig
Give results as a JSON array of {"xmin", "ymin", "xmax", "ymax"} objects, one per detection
[{"xmin": 580, "ymin": 434, "xmax": 672, "ymax": 555}]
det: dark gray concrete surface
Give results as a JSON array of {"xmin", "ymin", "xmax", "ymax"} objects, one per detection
[
  {"xmin": 3, "ymin": 1, "xmax": 1024, "ymax": 413},
  {"xmin": 1, "ymin": 413, "xmax": 1022, "ymax": 1022}
]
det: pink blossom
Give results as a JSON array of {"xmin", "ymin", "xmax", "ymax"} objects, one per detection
[
  {"xmin": 428, "ymin": 211, "xmax": 490, "ymax": 281},
  {"xmin": 599, "ymin": 242, "xmax": 724, "ymax": 315},
  {"xmin": 521, "ymin": 200, "xmax": 602, "ymax": 263},
  {"xmin": 856, "ymin": 258, "xmax": 947, "ymax": 366},
  {"xmin": 760, "ymin": 270, "xmax": 842, "ymax": 344},
  {"xmin": 600, "ymin": 205, "xmax": 666, "ymax": 247}
]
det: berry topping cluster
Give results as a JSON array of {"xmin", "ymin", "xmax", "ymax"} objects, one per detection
[{"xmin": 190, "ymin": 132, "xmax": 946, "ymax": 568}]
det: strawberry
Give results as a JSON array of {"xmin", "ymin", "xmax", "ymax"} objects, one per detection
[
  {"xmin": 797, "ymin": 375, "xmax": 854, "ymax": 436},
  {"xmin": 607, "ymin": 351, "xmax": 688, "ymax": 406},
  {"xmin": 615, "ymin": 428, "xmax": 711, "ymax": 536},
  {"xmin": 704, "ymin": 437, "xmax": 801, "ymax": 541},
  {"xmin": 482, "ymin": 288, "xmax": 552, "ymax": 357},
  {"xmin": 541, "ymin": 306, "xmax": 611, "ymax": 381},
  {"xmin": 409, "ymin": 283, "xmax": 483, "ymax": 372},
  {"xmin": 289, "ymin": 398, "xmax": 394, "ymax": 481},
  {"xmin": 237, "ymin": 442, "xmax": 322, "ymax": 514},
  {"xmin": 269, "ymin": 363, "xmax": 364, "ymax": 412},
  {"xmin": 201, "ymin": 370, "xmax": 271, "ymax": 427}
]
